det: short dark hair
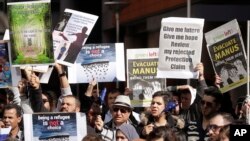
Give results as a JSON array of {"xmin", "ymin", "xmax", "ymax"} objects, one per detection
[
  {"xmin": 178, "ymin": 88, "xmax": 191, "ymax": 94},
  {"xmin": 204, "ymin": 86, "xmax": 223, "ymax": 105},
  {"xmin": 89, "ymin": 102, "xmax": 102, "ymax": 116},
  {"xmin": 147, "ymin": 126, "xmax": 176, "ymax": 141},
  {"xmin": 82, "ymin": 134, "xmax": 103, "ymax": 141},
  {"xmin": 42, "ymin": 90, "xmax": 57, "ymax": 111},
  {"xmin": 105, "ymin": 89, "xmax": 121, "ymax": 105},
  {"xmin": 152, "ymin": 91, "xmax": 173, "ymax": 106},
  {"xmin": 3, "ymin": 104, "xmax": 22, "ymax": 117}
]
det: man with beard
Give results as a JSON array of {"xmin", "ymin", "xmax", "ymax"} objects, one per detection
[
  {"xmin": 185, "ymin": 86, "xmax": 223, "ymax": 141},
  {"xmin": 60, "ymin": 95, "xmax": 80, "ymax": 112}
]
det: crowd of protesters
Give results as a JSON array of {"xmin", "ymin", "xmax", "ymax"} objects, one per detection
[{"xmin": 0, "ymin": 62, "xmax": 249, "ymax": 141}]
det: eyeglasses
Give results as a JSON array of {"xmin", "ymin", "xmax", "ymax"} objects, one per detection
[
  {"xmin": 207, "ymin": 124, "xmax": 224, "ymax": 132},
  {"xmin": 201, "ymin": 100, "xmax": 213, "ymax": 107},
  {"xmin": 112, "ymin": 107, "xmax": 129, "ymax": 113}
]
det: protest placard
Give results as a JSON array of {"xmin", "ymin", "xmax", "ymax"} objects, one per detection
[
  {"xmin": 68, "ymin": 43, "xmax": 125, "ymax": 83},
  {"xmin": 127, "ymin": 48, "xmax": 166, "ymax": 107},
  {"xmin": 24, "ymin": 112, "xmax": 86, "ymax": 141},
  {"xmin": 7, "ymin": 0, "xmax": 54, "ymax": 66},
  {"xmin": 157, "ymin": 17, "xmax": 204, "ymax": 79},
  {"xmin": 0, "ymin": 41, "xmax": 21, "ymax": 87},
  {"xmin": 53, "ymin": 9, "xmax": 98, "ymax": 66},
  {"xmin": 205, "ymin": 19, "xmax": 248, "ymax": 93},
  {"xmin": 0, "ymin": 127, "xmax": 11, "ymax": 141}
]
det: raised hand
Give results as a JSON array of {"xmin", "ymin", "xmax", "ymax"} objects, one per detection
[
  {"xmin": 29, "ymin": 73, "xmax": 40, "ymax": 89},
  {"xmin": 194, "ymin": 62, "xmax": 204, "ymax": 80},
  {"xmin": 94, "ymin": 115, "xmax": 104, "ymax": 132},
  {"xmin": 142, "ymin": 123, "xmax": 154, "ymax": 135},
  {"xmin": 214, "ymin": 74, "xmax": 222, "ymax": 88}
]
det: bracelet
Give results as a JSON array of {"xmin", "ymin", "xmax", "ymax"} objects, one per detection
[{"xmin": 59, "ymin": 71, "xmax": 66, "ymax": 77}]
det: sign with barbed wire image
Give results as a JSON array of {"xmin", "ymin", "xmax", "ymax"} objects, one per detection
[
  {"xmin": 68, "ymin": 43, "xmax": 125, "ymax": 83},
  {"xmin": 127, "ymin": 48, "xmax": 166, "ymax": 107}
]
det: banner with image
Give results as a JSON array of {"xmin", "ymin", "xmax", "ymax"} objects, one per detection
[
  {"xmin": 205, "ymin": 19, "xmax": 248, "ymax": 93},
  {"xmin": 53, "ymin": 9, "xmax": 98, "ymax": 66},
  {"xmin": 24, "ymin": 112, "xmax": 86, "ymax": 141},
  {"xmin": 68, "ymin": 43, "xmax": 125, "ymax": 83},
  {"xmin": 127, "ymin": 48, "xmax": 166, "ymax": 107},
  {"xmin": 157, "ymin": 17, "xmax": 204, "ymax": 79},
  {"xmin": 0, "ymin": 41, "xmax": 21, "ymax": 88},
  {"xmin": 7, "ymin": 0, "xmax": 54, "ymax": 66}
]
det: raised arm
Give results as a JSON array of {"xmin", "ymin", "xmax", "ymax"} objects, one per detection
[
  {"xmin": 81, "ymin": 78, "xmax": 98, "ymax": 113},
  {"xmin": 54, "ymin": 63, "xmax": 72, "ymax": 111},
  {"xmin": 214, "ymin": 74, "xmax": 222, "ymax": 88},
  {"xmin": 27, "ymin": 70, "xmax": 48, "ymax": 112},
  {"xmin": 194, "ymin": 62, "xmax": 207, "ymax": 97}
]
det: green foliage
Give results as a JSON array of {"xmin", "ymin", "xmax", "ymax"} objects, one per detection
[
  {"xmin": 13, "ymin": 53, "xmax": 54, "ymax": 65},
  {"xmin": 9, "ymin": 2, "xmax": 53, "ymax": 65}
]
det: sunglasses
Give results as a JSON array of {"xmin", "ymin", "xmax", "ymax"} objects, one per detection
[
  {"xmin": 207, "ymin": 124, "xmax": 224, "ymax": 132},
  {"xmin": 112, "ymin": 107, "xmax": 130, "ymax": 113},
  {"xmin": 201, "ymin": 100, "xmax": 213, "ymax": 107}
]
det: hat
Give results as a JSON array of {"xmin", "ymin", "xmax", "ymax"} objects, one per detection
[
  {"xmin": 116, "ymin": 123, "xmax": 139, "ymax": 140},
  {"xmin": 112, "ymin": 95, "xmax": 132, "ymax": 109}
]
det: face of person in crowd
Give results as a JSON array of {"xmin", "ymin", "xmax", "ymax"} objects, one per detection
[
  {"xmin": 3, "ymin": 108, "xmax": 21, "ymax": 130},
  {"xmin": 107, "ymin": 92, "xmax": 120, "ymax": 109},
  {"xmin": 111, "ymin": 106, "xmax": 131, "ymax": 126},
  {"xmin": 0, "ymin": 94, "xmax": 6, "ymax": 114},
  {"xmin": 240, "ymin": 100, "xmax": 250, "ymax": 118},
  {"xmin": 87, "ymin": 108, "xmax": 96, "ymax": 126},
  {"xmin": 150, "ymin": 96, "xmax": 165, "ymax": 117},
  {"xmin": 42, "ymin": 94, "xmax": 50, "ymax": 111},
  {"xmin": 180, "ymin": 93, "xmax": 191, "ymax": 110},
  {"xmin": 172, "ymin": 95, "xmax": 180, "ymax": 115},
  {"xmin": 87, "ymin": 108, "xmax": 94, "ymax": 121},
  {"xmin": 116, "ymin": 130, "xmax": 128, "ymax": 141},
  {"xmin": 201, "ymin": 95, "xmax": 219, "ymax": 118},
  {"xmin": 207, "ymin": 115, "xmax": 229, "ymax": 141},
  {"xmin": 0, "ymin": 102, "xmax": 4, "ymax": 113},
  {"xmin": 92, "ymin": 88, "xmax": 99, "ymax": 98},
  {"xmin": 18, "ymin": 79, "xmax": 28, "ymax": 95},
  {"xmin": 60, "ymin": 97, "xmax": 80, "ymax": 112}
]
